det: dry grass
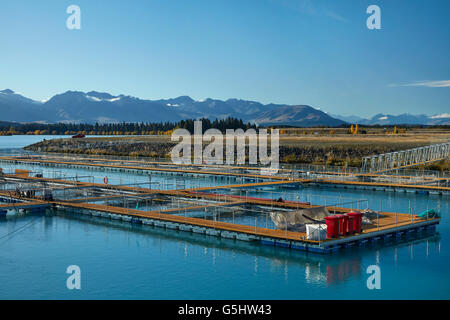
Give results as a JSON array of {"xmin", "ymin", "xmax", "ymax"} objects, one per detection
[{"xmin": 25, "ymin": 127, "xmax": 449, "ymax": 167}]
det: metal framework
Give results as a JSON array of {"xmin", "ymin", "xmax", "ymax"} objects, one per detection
[{"xmin": 362, "ymin": 142, "xmax": 450, "ymax": 172}]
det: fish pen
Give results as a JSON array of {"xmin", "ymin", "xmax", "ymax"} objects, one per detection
[
  {"xmin": 1, "ymin": 155, "xmax": 448, "ymax": 194},
  {"xmin": 0, "ymin": 163, "xmax": 441, "ymax": 254}
]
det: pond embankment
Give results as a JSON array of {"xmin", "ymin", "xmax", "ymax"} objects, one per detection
[{"xmin": 24, "ymin": 134, "xmax": 448, "ymax": 167}]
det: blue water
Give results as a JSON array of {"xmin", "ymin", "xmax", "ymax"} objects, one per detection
[
  {"xmin": 0, "ymin": 135, "xmax": 117, "ymax": 150},
  {"xmin": 0, "ymin": 136, "xmax": 449, "ymax": 299}
]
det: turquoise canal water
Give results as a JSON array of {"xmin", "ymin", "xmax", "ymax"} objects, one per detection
[
  {"xmin": 0, "ymin": 136, "xmax": 449, "ymax": 299},
  {"xmin": 0, "ymin": 134, "xmax": 118, "ymax": 151}
]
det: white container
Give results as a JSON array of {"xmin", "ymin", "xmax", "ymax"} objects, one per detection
[{"xmin": 306, "ymin": 224, "xmax": 327, "ymax": 241}]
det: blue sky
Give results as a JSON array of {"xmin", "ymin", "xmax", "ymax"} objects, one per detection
[{"xmin": 0, "ymin": 0, "xmax": 449, "ymax": 117}]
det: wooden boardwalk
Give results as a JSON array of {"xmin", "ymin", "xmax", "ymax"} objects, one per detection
[
  {"xmin": 0, "ymin": 201, "xmax": 50, "ymax": 210},
  {"xmin": 12, "ymin": 154, "xmax": 449, "ymax": 181},
  {"xmin": 0, "ymin": 158, "xmax": 442, "ymax": 252},
  {"xmin": 0, "ymin": 156, "xmax": 286, "ymax": 180},
  {"xmin": 54, "ymin": 198, "xmax": 437, "ymax": 244},
  {"xmin": 0, "ymin": 176, "xmax": 439, "ymax": 245},
  {"xmin": 1, "ymin": 155, "xmax": 448, "ymax": 192}
]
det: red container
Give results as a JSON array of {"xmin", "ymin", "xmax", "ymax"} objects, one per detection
[
  {"xmin": 325, "ymin": 216, "xmax": 339, "ymax": 239},
  {"xmin": 334, "ymin": 214, "xmax": 344, "ymax": 236},
  {"xmin": 347, "ymin": 212, "xmax": 363, "ymax": 233},
  {"xmin": 347, "ymin": 215, "xmax": 355, "ymax": 234},
  {"xmin": 341, "ymin": 215, "xmax": 349, "ymax": 235}
]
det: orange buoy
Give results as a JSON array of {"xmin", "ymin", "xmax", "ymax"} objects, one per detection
[{"xmin": 103, "ymin": 176, "xmax": 109, "ymax": 184}]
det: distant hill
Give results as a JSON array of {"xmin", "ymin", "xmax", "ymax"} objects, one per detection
[
  {"xmin": 254, "ymin": 105, "xmax": 346, "ymax": 127},
  {"xmin": 2, "ymin": 88, "xmax": 448, "ymax": 126},
  {"xmin": 0, "ymin": 120, "xmax": 17, "ymax": 126},
  {"xmin": 333, "ymin": 112, "xmax": 450, "ymax": 126},
  {"xmin": 0, "ymin": 89, "xmax": 346, "ymax": 127},
  {"xmin": 40, "ymin": 91, "xmax": 183, "ymax": 123},
  {"xmin": 0, "ymin": 89, "xmax": 45, "ymax": 122}
]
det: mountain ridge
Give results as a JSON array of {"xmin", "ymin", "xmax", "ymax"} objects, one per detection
[
  {"xmin": 0, "ymin": 89, "xmax": 345, "ymax": 127},
  {"xmin": 332, "ymin": 112, "xmax": 450, "ymax": 126},
  {"xmin": 1, "ymin": 88, "xmax": 448, "ymax": 126}
]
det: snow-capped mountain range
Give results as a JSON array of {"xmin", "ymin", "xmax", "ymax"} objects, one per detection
[
  {"xmin": 1, "ymin": 89, "xmax": 449, "ymax": 126},
  {"xmin": 332, "ymin": 113, "xmax": 450, "ymax": 126}
]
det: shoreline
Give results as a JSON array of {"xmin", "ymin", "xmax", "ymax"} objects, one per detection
[{"xmin": 22, "ymin": 133, "xmax": 450, "ymax": 169}]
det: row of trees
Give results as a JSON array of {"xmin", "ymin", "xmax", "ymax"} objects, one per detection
[
  {"xmin": 0, "ymin": 117, "xmax": 256, "ymax": 136},
  {"xmin": 177, "ymin": 118, "xmax": 256, "ymax": 133}
]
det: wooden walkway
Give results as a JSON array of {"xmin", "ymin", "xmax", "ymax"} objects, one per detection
[
  {"xmin": 0, "ymin": 178, "xmax": 439, "ymax": 245},
  {"xmin": 0, "ymin": 201, "xmax": 49, "ymax": 210},
  {"xmin": 0, "ymin": 157, "xmax": 442, "ymax": 248},
  {"xmin": 182, "ymin": 179, "xmax": 304, "ymax": 192},
  {"xmin": 1, "ymin": 155, "xmax": 448, "ymax": 191},
  {"xmin": 0, "ymin": 156, "xmax": 286, "ymax": 180},
  {"xmin": 5, "ymin": 154, "xmax": 449, "ymax": 182},
  {"xmin": 55, "ymin": 200, "xmax": 310, "ymax": 241},
  {"xmin": 55, "ymin": 198, "xmax": 437, "ymax": 244},
  {"xmin": 314, "ymin": 178, "xmax": 450, "ymax": 191}
]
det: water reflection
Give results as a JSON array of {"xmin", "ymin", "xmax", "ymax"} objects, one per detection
[
  {"xmin": 14, "ymin": 210, "xmax": 437, "ymax": 287},
  {"xmin": 326, "ymin": 258, "xmax": 361, "ymax": 286}
]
